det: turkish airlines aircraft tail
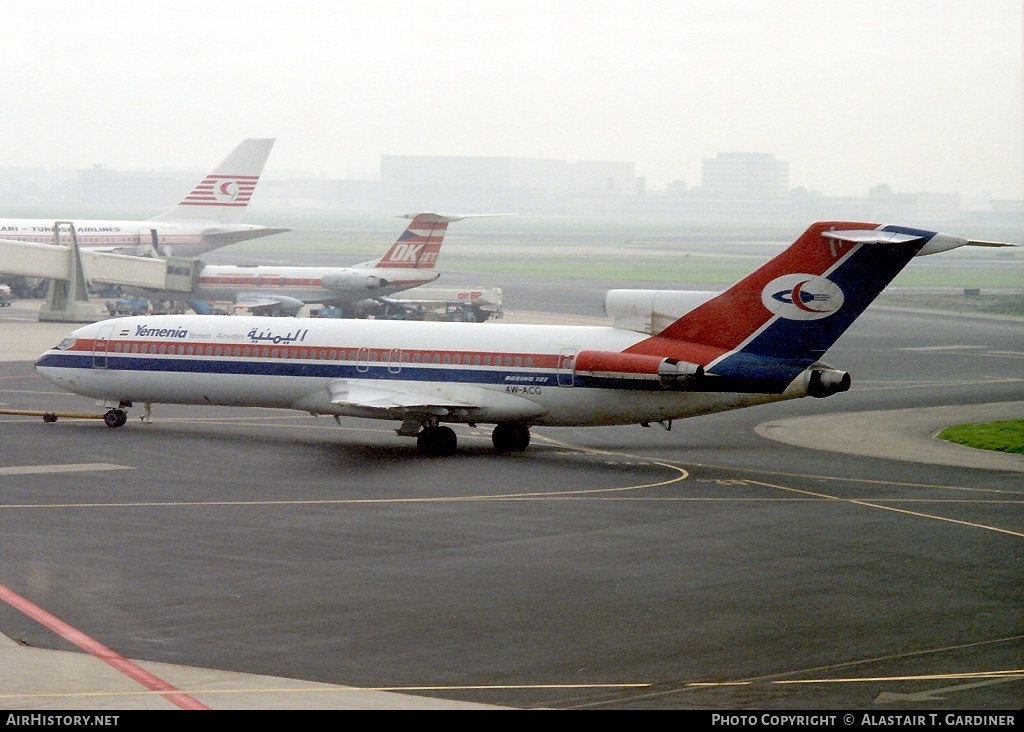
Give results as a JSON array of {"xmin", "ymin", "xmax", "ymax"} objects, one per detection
[{"xmin": 152, "ymin": 138, "xmax": 275, "ymax": 224}]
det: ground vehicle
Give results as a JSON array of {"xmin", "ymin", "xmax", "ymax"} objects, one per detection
[
  {"xmin": 310, "ymin": 288, "xmax": 503, "ymax": 322},
  {"xmin": 0, "ymin": 276, "xmax": 46, "ymax": 299},
  {"xmin": 105, "ymin": 298, "xmax": 151, "ymax": 316},
  {"xmin": 105, "ymin": 298, "xmax": 187, "ymax": 316}
]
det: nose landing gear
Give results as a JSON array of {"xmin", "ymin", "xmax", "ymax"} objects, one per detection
[{"xmin": 103, "ymin": 408, "xmax": 128, "ymax": 428}]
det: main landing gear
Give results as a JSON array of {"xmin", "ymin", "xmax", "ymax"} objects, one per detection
[
  {"xmin": 414, "ymin": 422, "xmax": 532, "ymax": 456},
  {"xmin": 103, "ymin": 408, "xmax": 128, "ymax": 428},
  {"xmin": 416, "ymin": 425, "xmax": 458, "ymax": 456},
  {"xmin": 491, "ymin": 423, "xmax": 530, "ymax": 453}
]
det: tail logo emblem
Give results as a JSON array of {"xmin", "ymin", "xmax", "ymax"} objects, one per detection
[
  {"xmin": 762, "ymin": 274, "xmax": 844, "ymax": 320},
  {"xmin": 184, "ymin": 175, "xmax": 256, "ymax": 206},
  {"xmin": 214, "ymin": 180, "xmax": 241, "ymax": 203},
  {"xmin": 384, "ymin": 243, "xmax": 425, "ymax": 263}
]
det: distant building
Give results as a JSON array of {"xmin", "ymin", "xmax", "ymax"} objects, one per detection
[
  {"xmin": 380, "ymin": 155, "xmax": 636, "ymax": 212},
  {"xmin": 700, "ymin": 152, "xmax": 789, "ymax": 200},
  {"xmin": 75, "ymin": 165, "xmax": 192, "ymax": 209},
  {"xmin": 1, "ymin": 153, "xmax": 1019, "ymax": 233}
]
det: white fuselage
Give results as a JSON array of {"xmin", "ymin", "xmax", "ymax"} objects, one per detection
[
  {"xmin": 161, "ymin": 264, "xmax": 442, "ymax": 306},
  {"xmin": 0, "ymin": 219, "xmax": 279, "ymax": 258},
  {"xmin": 35, "ymin": 314, "xmax": 795, "ymax": 428}
]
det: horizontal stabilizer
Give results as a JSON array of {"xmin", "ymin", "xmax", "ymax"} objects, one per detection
[
  {"xmin": 965, "ymin": 239, "xmax": 1017, "ymax": 247},
  {"xmin": 399, "ymin": 213, "xmax": 518, "ymax": 223},
  {"xmin": 202, "ymin": 227, "xmax": 291, "ymax": 245},
  {"xmin": 825, "ymin": 227, "xmax": 1017, "ymax": 256},
  {"xmin": 821, "ymin": 230, "xmax": 923, "ymax": 245}
]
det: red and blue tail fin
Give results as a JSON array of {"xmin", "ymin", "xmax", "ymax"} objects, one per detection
[
  {"xmin": 374, "ymin": 213, "xmax": 457, "ymax": 270},
  {"xmin": 625, "ymin": 221, "xmax": 947, "ymax": 391}
]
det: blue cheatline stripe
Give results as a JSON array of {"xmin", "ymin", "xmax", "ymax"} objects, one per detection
[
  {"xmin": 39, "ymin": 352, "xmax": 803, "ymax": 396},
  {"xmin": 36, "ymin": 352, "xmax": 562, "ymax": 388}
]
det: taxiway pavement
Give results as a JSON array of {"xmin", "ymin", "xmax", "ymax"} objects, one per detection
[{"xmin": 2, "ymin": 303, "xmax": 1024, "ymax": 708}]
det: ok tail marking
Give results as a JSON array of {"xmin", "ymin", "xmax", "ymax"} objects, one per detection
[{"xmin": 375, "ymin": 213, "xmax": 461, "ymax": 270}]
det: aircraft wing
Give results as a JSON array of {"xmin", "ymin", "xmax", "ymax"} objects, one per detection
[
  {"xmin": 325, "ymin": 379, "xmax": 546, "ymax": 420},
  {"xmin": 233, "ymin": 293, "xmax": 306, "ymax": 310},
  {"xmin": 202, "ymin": 226, "xmax": 291, "ymax": 246}
]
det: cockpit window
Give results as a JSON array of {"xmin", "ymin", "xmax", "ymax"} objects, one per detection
[{"xmin": 56, "ymin": 337, "xmax": 77, "ymax": 351}]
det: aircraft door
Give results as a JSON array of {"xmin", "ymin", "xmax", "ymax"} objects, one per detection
[
  {"xmin": 387, "ymin": 348, "xmax": 402, "ymax": 375},
  {"xmin": 141, "ymin": 228, "xmax": 161, "ymax": 256},
  {"xmin": 557, "ymin": 348, "xmax": 576, "ymax": 387},
  {"xmin": 356, "ymin": 347, "xmax": 370, "ymax": 373},
  {"xmin": 93, "ymin": 325, "xmax": 115, "ymax": 369}
]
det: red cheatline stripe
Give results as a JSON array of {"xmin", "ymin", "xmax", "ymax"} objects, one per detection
[{"xmin": 0, "ymin": 582, "xmax": 209, "ymax": 710}]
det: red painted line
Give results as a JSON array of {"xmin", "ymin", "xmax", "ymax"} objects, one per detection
[
  {"xmin": 179, "ymin": 202, "xmax": 250, "ymax": 207},
  {"xmin": 0, "ymin": 582, "xmax": 209, "ymax": 710}
]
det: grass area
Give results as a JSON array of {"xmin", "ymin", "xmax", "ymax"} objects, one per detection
[
  {"xmin": 448, "ymin": 256, "xmax": 758, "ymax": 283},
  {"xmin": 937, "ymin": 420, "xmax": 1024, "ymax": 455}
]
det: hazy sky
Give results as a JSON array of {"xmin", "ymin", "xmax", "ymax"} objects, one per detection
[{"xmin": 4, "ymin": 1, "xmax": 1022, "ymax": 202}]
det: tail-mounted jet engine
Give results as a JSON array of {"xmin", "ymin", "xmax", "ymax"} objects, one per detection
[
  {"xmin": 321, "ymin": 272, "xmax": 387, "ymax": 291},
  {"xmin": 573, "ymin": 350, "xmax": 704, "ymax": 390},
  {"xmin": 805, "ymin": 367, "xmax": 851, "ymax": 398}
]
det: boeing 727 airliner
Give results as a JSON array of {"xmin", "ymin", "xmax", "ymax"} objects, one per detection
[
  {"xmin": 35, "ymin": 221, "xmax": 1014, "ymax": 455},
  {"xmin": 0, "ymin": 138, "xmax": 286, "ymax": 258}
]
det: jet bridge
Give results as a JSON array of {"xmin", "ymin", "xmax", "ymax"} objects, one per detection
[{"xmin": 0, "ymin": 222, "xmax": 201, "ymax": 322}]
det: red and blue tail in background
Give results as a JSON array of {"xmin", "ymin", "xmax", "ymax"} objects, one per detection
[
  {"xmin": 625, "ymin": 221, "xmax": 944, "ymax": 393},
  {"xmin": 374, "ymin": 213, "xmax": 453, "ymax": 270}
]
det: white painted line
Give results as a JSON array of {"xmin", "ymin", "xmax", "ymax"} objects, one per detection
[{"xmin": 0, "ymin": 463, "xmax": 134, "ymax": 476}]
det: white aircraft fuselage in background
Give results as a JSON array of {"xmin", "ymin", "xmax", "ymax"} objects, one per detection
[
  {"xmin": 0, "ymin": 139, "xmax": 285, "ymax": 258},
  {"xmin": 172, "ymin": 262, "xmax": 440, "ymax": 310},
  {"xmin": 128, "ymin": 213, "xmax": 465, "ymax": 314}
]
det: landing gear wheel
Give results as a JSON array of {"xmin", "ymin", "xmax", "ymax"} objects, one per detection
[
  {"xmin": 492, "ymin": 423, "xmax": 530, "ymax": 452},
  {"xmin": 417, "ymin": 425, "xmax": 457, "ymax": 456},
  {"xmin": 103, "ymin": 409, "xmax": 128, "ymax": 429}
]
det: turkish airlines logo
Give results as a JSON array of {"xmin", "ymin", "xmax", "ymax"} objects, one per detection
[
  {"xmin": 761, "ymin": 274, "xmax": 844, "ymax": 320},
  {"xmin": 184, "ymin": 175, "xmax": 257, "ymax": 206},
  {"xmin": 213, "ymin": 179, "xmax": 241, "ymax": 203}
]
